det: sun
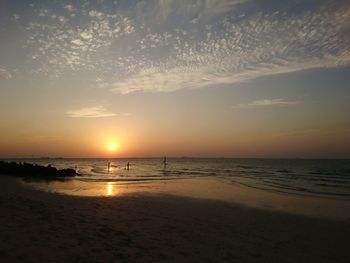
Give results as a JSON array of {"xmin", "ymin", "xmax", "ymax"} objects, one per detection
[{"xmin": 108, "ymin": 143, "xmax": 117, "ymax": 152}]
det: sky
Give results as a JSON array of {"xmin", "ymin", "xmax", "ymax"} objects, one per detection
[{"xmin": 0, "ymin": 0, "xmax": 350, "ymax": 158}]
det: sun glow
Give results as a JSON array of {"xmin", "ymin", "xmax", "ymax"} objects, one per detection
[
  {"xmin": 98, "ymin": 135, "xmax": 124, "ymax": 156},
  {"xmin": 108, "ymin": 143, "xmax": 117, "ymax": 152}
]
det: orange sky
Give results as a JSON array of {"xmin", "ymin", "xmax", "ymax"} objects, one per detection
[{"xmin": 0, "ymin": 0, "xmax": 350, "ymax": 158}]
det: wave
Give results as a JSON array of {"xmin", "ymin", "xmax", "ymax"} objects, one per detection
[
  {"xmin": 276, "ymin": 169, "xmax": 294, "ymax": 173},
  {"xmin": 228, "ymin": 178, "xmax": 350, "ymax": 200},
  {"xmin": 78, "ymin": 176, "xmax": 186, "ymax": 183}
]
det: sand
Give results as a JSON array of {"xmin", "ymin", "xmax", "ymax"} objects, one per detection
[{"xmin": 0, "ymin": 176, "xmax": 349, "ymax": 263}]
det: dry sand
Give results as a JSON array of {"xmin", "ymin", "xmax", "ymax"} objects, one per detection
[{"xmin": 0, "ymin": 176, "xmax": 349, "ymax": 263}]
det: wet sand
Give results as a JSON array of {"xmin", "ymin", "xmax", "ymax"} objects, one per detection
[{"xmin": 0, "ymin": 176, "xmax": 349, "ymax": 263}]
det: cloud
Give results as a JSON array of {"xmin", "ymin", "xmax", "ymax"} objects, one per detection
[
  {"xmin": 147, "ymin": 0, "xmax": 249, "ymax": 24},
  {"xmin": 57, "ymin": 16, "xmax": 69, "ymax": 24},
  {"xmin": 38, "ymin": 9, "xmax": 50, "ymax": 17},
  {"xmin": 6, "ymin": 0, "xmax": 350, "ymax": 92},
  {"xmin": 88, "ymin": 10, "xmax": 104, "ymax": 19},
  {"xmin": 66, "ymin": 106, "xmax": 117, "ymax": 118},
  {"xmin": 22, "ymin": 8, "xmax": 136, "ymax": 75},
  {"xmin": 12, "ymin": 14, "xmax": 20, "ymax": 22},
  {"xmin": 0, "ymin": 67, "xmax": 12, "ymax": 79},
  {"xmin": 64, "ymin": 5, "xmax": 75, "ymax": 12},
  {"xmin": 231, "ymin": 99, "xmax": 301, "ymax": 109},
  {"xmin": 111, "ymin": 2, "xmax": 350, "ymax": 94}
]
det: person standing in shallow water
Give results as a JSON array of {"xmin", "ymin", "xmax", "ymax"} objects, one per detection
[
  {"xmin": 126, "ymin": 162, "xmax": 130, "ymax": 170},
  {"xmin": 163, "ymin": 157, "xmax": 167, "ymax": 168}
]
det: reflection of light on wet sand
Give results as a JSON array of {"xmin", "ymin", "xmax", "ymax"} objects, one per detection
[
  {"xmin": 23, "ymin": 177, "xmax": 350, "ymax": 220},
  {"xmin": 106, "ymin": 182, "xmax": 114, "ymax": 196}
]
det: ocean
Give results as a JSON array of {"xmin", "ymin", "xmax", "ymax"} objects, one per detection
[{"xmin": 4, "ymin": 158, "xmax": 350, "ymax": 200}]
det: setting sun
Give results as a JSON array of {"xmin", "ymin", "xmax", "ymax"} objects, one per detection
[{"xmin": 108, "ymin": 143, "xmax": 117, "ymax": 152}]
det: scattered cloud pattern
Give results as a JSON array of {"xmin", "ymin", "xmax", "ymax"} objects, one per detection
[
  {"xmin": 0, "ymin": 67, "xmax": 12, "ymax": 79},
  {"xmin": 232, "ymin": 99, "xmax": 300, "ymax": 109},
  {"xmin": 3, "ymin": 0, "xmax": 350, "ymax": 93},
  {"xmin": 66, "ymin": 106, "xmax": 116, "ymax": 118}
]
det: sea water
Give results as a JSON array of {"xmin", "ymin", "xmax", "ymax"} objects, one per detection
[{"xmin": 4, "ymin": 158, "xmax": 350, "ymax": 199}]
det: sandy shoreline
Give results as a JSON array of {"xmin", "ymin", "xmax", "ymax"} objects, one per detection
[
  {"xmin": 24, "ymin": 175, "xmax": 350, "ymax": 221},
  {"xmin": 1, "ymin": 176, "xmax": 349, "ymax": 263}
]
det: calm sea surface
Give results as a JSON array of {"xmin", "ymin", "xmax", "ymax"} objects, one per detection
[{"xmin": 3, "ymin": 158, "xmax": 350, "ymax": 199}]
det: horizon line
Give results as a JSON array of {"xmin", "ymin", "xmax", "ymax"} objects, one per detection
[{"xmin": 1, "ymin": 157, "xmax": 349, "ymax": 160}]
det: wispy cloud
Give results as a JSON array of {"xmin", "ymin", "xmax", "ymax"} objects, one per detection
[
  {"xmin": 0, "ymin": 67, "xmax": 12, "ymax": 79},
  {"xmin": 66, "ymin": 106, "xmax": 117, "ymax": 118},
  {"xmin": 232, "ymin": 99, "xmax": 301, "ymax": 109},
  {"xmin": 147, "ymin": 0, "xmax": 249, "ymax": 24}
]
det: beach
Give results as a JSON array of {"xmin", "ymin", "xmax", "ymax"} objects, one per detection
[
  {"xmin": 0, "ymin": 176, "xmax": 349, "ymax": 263},
  {"xmin": 2, "ymin": 0, "xmax": 350, "ymax": 262}
]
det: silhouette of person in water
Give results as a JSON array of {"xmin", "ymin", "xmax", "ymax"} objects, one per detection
[
  {"xmin": 107, "ymin": 162, "xmax": 111, "ymax": 173},
  {"xmin": 163, "ymin": 157, "xmax": 167, "ymax": 168},
  {"xmin": 126, "ymin": 162, "xmax": 130, "ymax": 170}
]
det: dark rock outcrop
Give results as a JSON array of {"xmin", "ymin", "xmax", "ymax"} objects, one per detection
[{"xmin": 0, "ymin": 161, "xmax": 78, "ymax": 178}]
